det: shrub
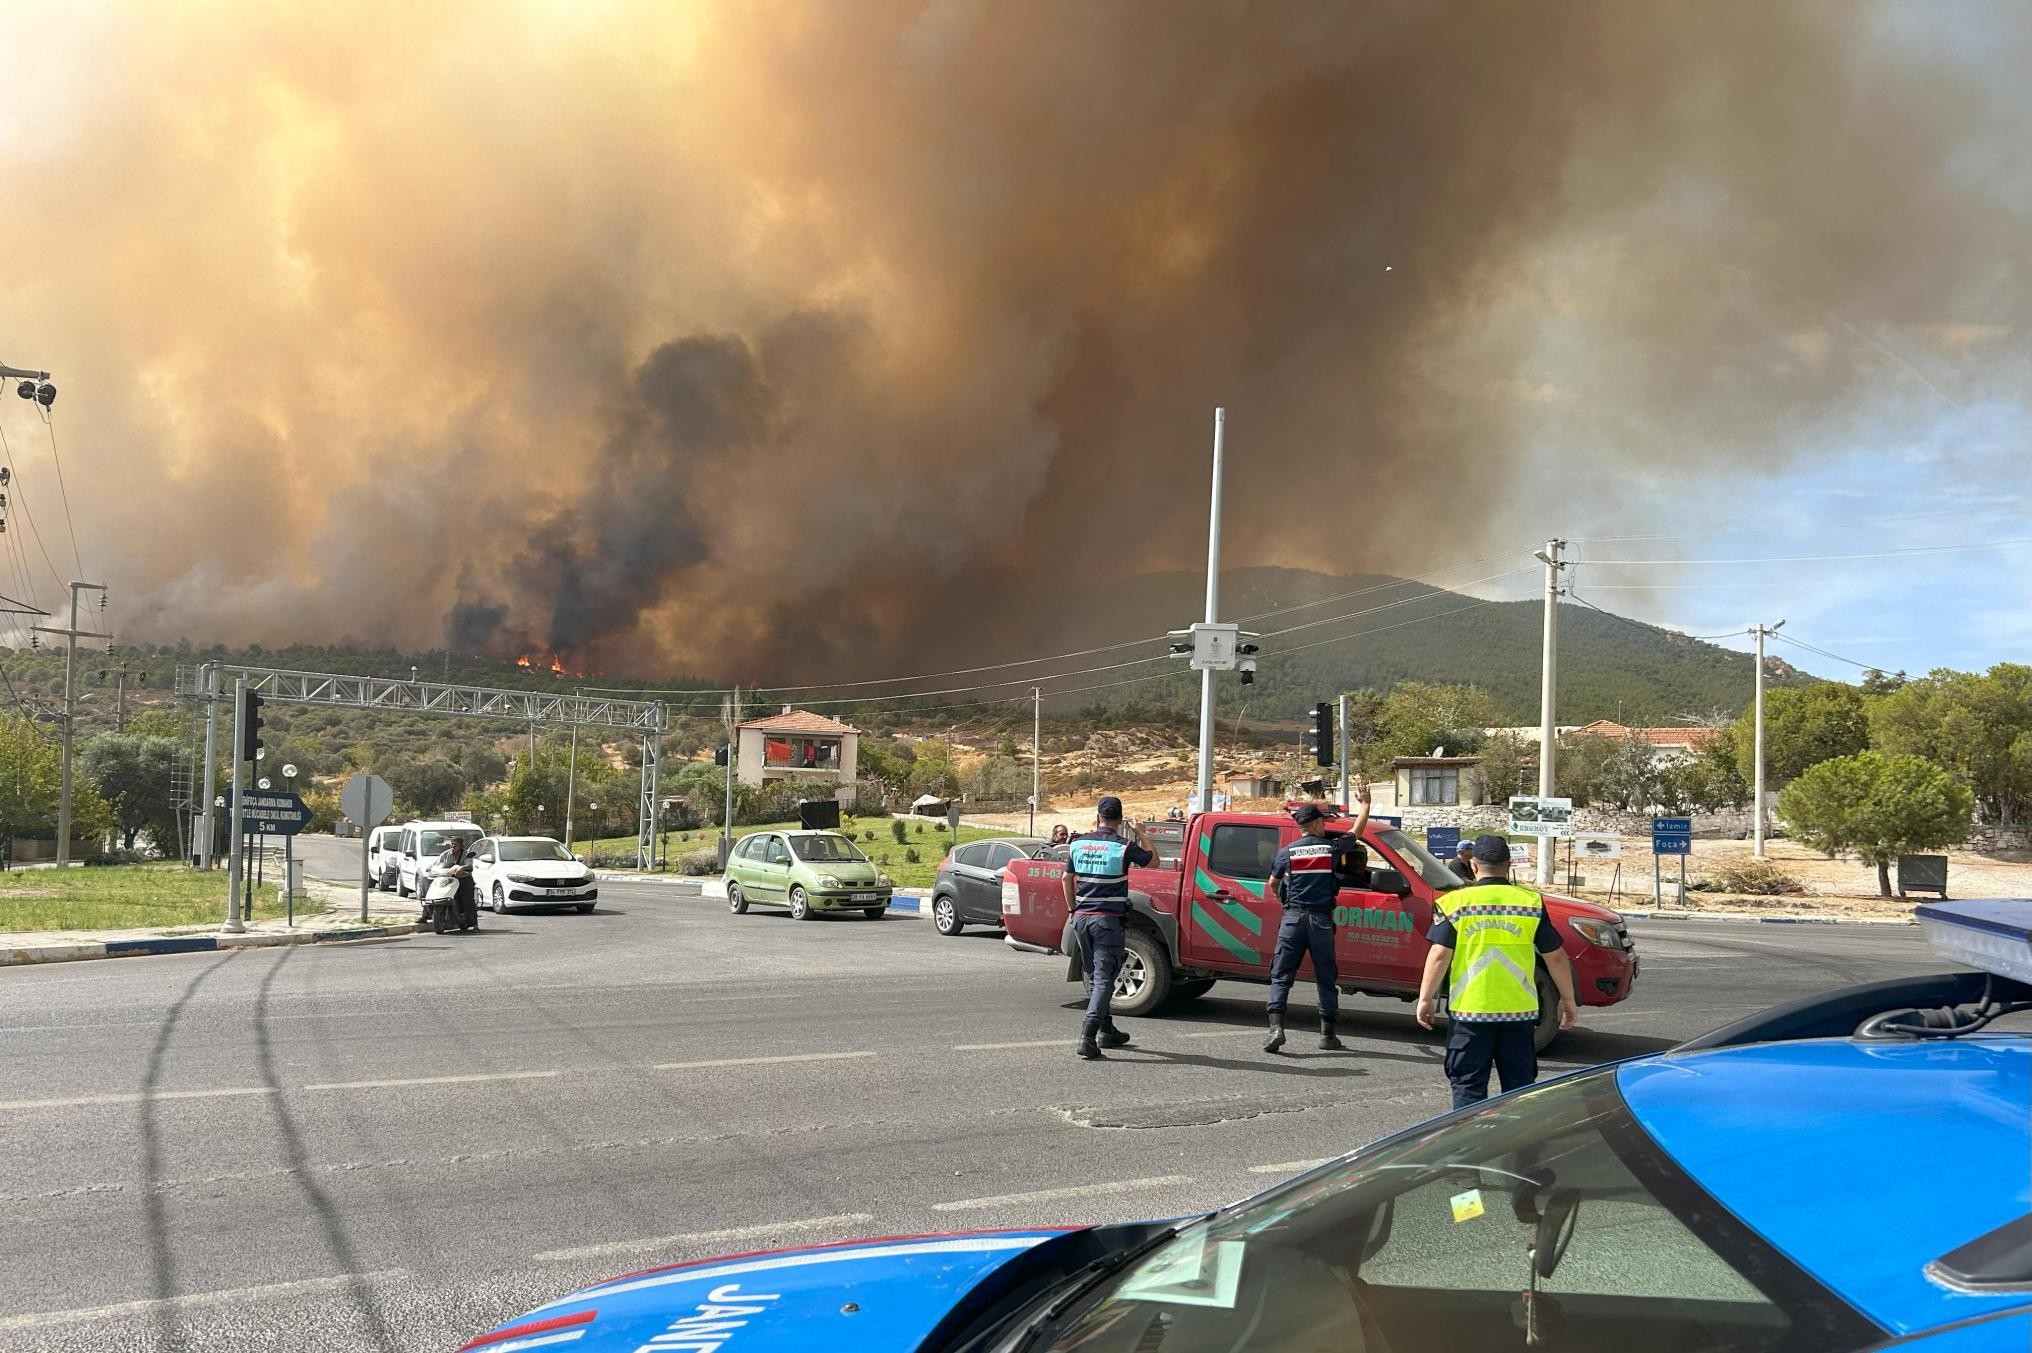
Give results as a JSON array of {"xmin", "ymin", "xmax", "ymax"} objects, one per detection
[
  {"xmin": 1695, "ymin": 858, "xmax": 1806, "ymax": 896},
  {"xmin": 889, "ymin": 820, "xmax": 908, "ymax": 845},
  {"xmin": 675, "ymin": 847, "xmax": 720, "ymax": 876},
  {"xmin": 904, "ymin": 846, "xmax": 922, "ymax": 864},
  {"xmin": 914, "ymin": 822, "xmax": 925, "ymax": 835}
]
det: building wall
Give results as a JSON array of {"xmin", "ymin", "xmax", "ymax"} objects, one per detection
[{"xmin": 735, "ymin": 729, "xmax": 859, "ymax": 788}]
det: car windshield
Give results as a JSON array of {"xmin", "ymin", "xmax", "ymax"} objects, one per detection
[
  {"xmin": 1028, "ymin": 1071, "xmax": 1864, "ymax": 1353},
  {"xmin": 1376, "ymin": 826, "xmax": 1467, "ymax": 891},
  {"xmin": 790, "ymin": 834, "xmax": 868, "ymax": 863},
  {"xmin": 419, "ymin": 828, "xmax": 480, "ymax": 856},
  {"xmin": 499, "ymin": 840, "xmax": 572, "ymax": 862}
]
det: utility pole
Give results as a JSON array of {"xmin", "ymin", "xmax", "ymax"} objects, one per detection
[
  {"xmin": 564, "ymin": 689, "xmax": 579, "ymax": 848},
  {"xmin": 1751, "ymin": 619, "xmax": 1786, "ymax": 858},
  {"xmin": 31, "ymin": 580, "xmax": 108, "ymax": 866},
  {"xmin": 1030, "ymin": 687, "xmax": 1040, "ymax": 837},
  {"xmin": 1195, "ymin": 409, "xmax": 1226, "ymax": 813},
  {"xmin": 223, "ymin": 675, "xmax": 249, "ymax": 934},
  {"xmin": 114, "ymin": 665, "xmax": 127, "ymax": 732},
  {"xmin": 1338, "ymin": 692, "xmax": 1351, "ymax": 812},
  {"xmin": 720, "ymin": 686, "xmax": 739, "ymax": 867},
  {"xmin": 1533, "ymin": 541, "xmax": 1566, "ymax": 886}
]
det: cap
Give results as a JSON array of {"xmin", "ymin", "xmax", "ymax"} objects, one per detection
[
  {"xmin": 1097, "ymin": 795, "xmax": 1124, "ymax": 821},
  {"xmin": 1454, "ymin": 838, "xmax": 1476, "ymax": 854},
  {"xmin": 1292, "ymin": 803, "xmax": 1327, "ymax": 825},
  {"xmin": 1470, "ymin": 833, "xmax": 1512, "ymax": 864}
]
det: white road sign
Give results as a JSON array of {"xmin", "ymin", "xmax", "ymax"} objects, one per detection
[{"xmin": 341, "ymin": 773, "xmax": 394, "ymax": 830}]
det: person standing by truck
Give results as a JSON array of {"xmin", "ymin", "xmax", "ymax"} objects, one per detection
[
  {"xmin": 1415, "ymin": 834, "xmax": 1579, "ymax": 1107},
  {"xmin": 1263, "ymin": 786, "xmax": 1372, "ymax": 1053},
  {"xmin": 1062, "ymin": 795, "xmax": 1157, "ymax": 1061}
]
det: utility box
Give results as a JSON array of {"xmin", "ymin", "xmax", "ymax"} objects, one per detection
[
  {"xmin": 287, "ymin": 860, "xmax": 304, "ymax": 902},
  {"xmin": 1897, "ymin": 854, "xmax": 1949, "ymax": 899}
]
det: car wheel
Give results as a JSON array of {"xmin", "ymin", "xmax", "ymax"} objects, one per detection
[
  {"xmin": 789, "ymin": 887, "xmax": 812, "ymax": 921},
  {"xmin": 1170, "ymin": 978, "xmax": 1216, "ymax": 1003},
  {"xmin": 728, "ymin": 883, "xmax": 748, "ymax": 914},
  {"xmin": 576, "ymin": 903, "xmax": 594, "ymax": 914},
  {"xmin": 492, "ymin": 883, "xmax": 508, "ymax": 914},
  {"xmin": 932, "ymin": 894, "xmax": 962, "ymax": 936},
  {"xmin": 1111, "ymin": 926, "xmax": 1174, "ymax": 1017},
  {"xmin": 1532, "ymin": 971, "xmax": 1562, "ymax": 1054},
  {"xmin": 863, "ymin": 907, "xmax": 887, "ymax": 920}
]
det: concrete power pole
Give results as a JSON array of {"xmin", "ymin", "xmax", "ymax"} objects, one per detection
[
  {"xmin": 720, "ymin": 686, "xmax": 739, "ymax": 867},
  {"xmin": 1030, "ymin": 687, "xmax": 1040, "ymax": 837},
  {"xmin": 1338, "ymin": 692, "xmax": 1351, "ymax": 812},
  {"xmin": 1751, "ymin": 619, "xmax": 1786, "ymax": 857},
  {"xmin": 31, "ymin": 580, "xmax": 108, "ymax": 866},
  {"xmin": 564, "ymin": 691, "xmax": 579, "ymax": 849},
  {"xmin": 1533, "ymin": 541, "xmax": 1566, "ymax": 886}
]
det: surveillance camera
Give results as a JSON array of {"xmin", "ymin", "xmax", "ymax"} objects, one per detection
[
  {"xmin": 15, "ymin": 381, "xmax": 34, "ymax": 401},
  {"xmin": 1238, "ymin": 656, "xmax": 1257, "ymax": 686},
  {"xmin": 35, "ymin": 382, "xmax": 55, "ymax": 408}
]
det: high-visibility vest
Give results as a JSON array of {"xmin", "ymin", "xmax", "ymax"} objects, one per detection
[{"xmin": 1438, "ymin": 882, "xmax": 1544, "ymax": 1019}]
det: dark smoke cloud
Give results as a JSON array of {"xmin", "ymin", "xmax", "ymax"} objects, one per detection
[{"xmin": 2, "ymin": 1, "xmax": 2025, "ymax": 679}]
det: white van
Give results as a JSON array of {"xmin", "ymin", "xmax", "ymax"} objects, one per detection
[
  {"xmin": 367, "ymin": 825, "xmax": 405, "ymax": 891},
  {"xmin": 395, "ymin": 820, "xmax": 484, "ymax": 897}
]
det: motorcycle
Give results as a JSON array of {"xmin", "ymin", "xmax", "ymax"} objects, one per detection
[{"xmin": 422, "ymin": 861, "xmax": 477, "ymax": 934}]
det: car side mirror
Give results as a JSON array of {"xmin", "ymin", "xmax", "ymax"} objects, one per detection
[
  {"xmin": 1368, "ymin": 867, "xmax": 1412, "ymax": 897},
  {"xmin": 1534, "ymin": 1190, "xmax": 1582, "ymax": 1279}
]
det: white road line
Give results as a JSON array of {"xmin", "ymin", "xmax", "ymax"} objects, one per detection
[
  {"xmin": 1249, "ymin": 1158, "xmax": 1332, "ymax": 1175},
  {"xmin": 931, "ymin": 1175, "xmax": 1192, "ymax": 1213},
  {"xmin": 302, "ymin": 1070, "xmax": 562, "ymax": 1091},
  {"xmin": 953, "ymin": 1039, "xmax": 1063, "ymax": 1051},
  {"xmin": 534, "ymin": 1213, "xmax": 877, "ymax": 1263},
  {"xmin": 0, "ymin": 1086, "xmax": 276, "ymax": 1112},
  {"xmin": 0, "ymin": 1270, "xmax": 407, "ymax": 1331},
  {"xmin": 1186, "ymin": 1029, "xmax": 1266, "ymax": 1040},
  {"xmin": 652, "ymin": 1051, "xmax": 878, "ymax": 1071}
]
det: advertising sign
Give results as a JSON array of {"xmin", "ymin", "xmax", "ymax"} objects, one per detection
[{"xmin": 1508, "ymin": 795, "xmax": 1574, "ymax": 838}]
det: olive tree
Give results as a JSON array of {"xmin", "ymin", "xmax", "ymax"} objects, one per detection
[{"xmin": 1777, "ymin": 752, "xmax": 1972, "ymax": 897}]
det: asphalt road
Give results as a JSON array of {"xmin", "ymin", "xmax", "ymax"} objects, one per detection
[{"xmin": 0, "ymin": 838, "xmax": 1943, "ymax": 1352}]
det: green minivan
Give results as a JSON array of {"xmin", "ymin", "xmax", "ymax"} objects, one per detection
[{"xmin": 724, "ymin": 830, "xmax": 895, "ymax": 920}]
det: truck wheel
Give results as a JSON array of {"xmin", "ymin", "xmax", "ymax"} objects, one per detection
[
  {"xmin": 1532, "ymin": 971, "xmax": 1561, "ymax": 1053},
  {"xmin": 1111, "ymin": 926, "xmax": 1173, "ymax": 1017},
  {"xmin": 1169, "ymin": 978, "xmax": 1216, "ymax": 1004}
]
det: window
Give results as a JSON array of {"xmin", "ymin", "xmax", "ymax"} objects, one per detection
[
  {"xmin": 499, "ymin": 840, "xmax": 573, "ymax": 862},
  {"xmin": 949, "ymin": 843, "xmax": 985, "ymax": 868},
  {"xmin": 1207, "ymin": 824, "xmax": 1281, "ymax": 880},
  {"xmin": 765, "ymin": 837, "xmax": 791, "ymax": 865},
  {"xmin": 735, "ymin": 835, "xmax": 763, "ymax": 860},
  {"xmin": 789, "ymin": 834, "xmax": 867, "ymax": 863},
  {"xmin": 1410, "ymin": 766, "xmax": 1460, "ymax": 806},
  {"xmin": 472, "ymin": 842, "xmax": 495, "ymax": 863},
  {"xmin": 982, "ymin": 842, "xmax": 1023, "ymax": 869}
]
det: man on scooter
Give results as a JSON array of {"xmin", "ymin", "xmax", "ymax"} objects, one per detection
[{"xmin": 428, "ymin": 836, "xmax": 479, "ymax": 931}]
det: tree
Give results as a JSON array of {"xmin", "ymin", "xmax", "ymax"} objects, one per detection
[
  {"xmin": 1777, "ymin": 752, "xmax": 1973, "ymax": 897},
  {"xmin": 1553, "ymin": 733, "xmax": 1619, "ymax": 806},
  {"xmin": 1475, "ymin": 729, "xmax": 1534, "ymax": 804},
  {"xmin": 1728, "ymin": 682, "xmax": 1871, "ymax": 784},
  {"xmin": 1870, "ymin": 664, "xmax": 2032, "ymax": 823},
  {"xmin": 0, "ymin": 714, "xmax": 114, "ymax": 854},
  {"xmin": 1655, "ymin": 738, "xmax": 1750, "ymax": 813},
  {"xmin": 79, "ymin": 732, "xmax": 181, "ymax": 854},
  {"xmin": 1375, "ymin": 682, "xmax": 1504, "ymax": 762},
  {"xmin": 961, "ymin": 755, "xmax": 1029, "ymax": 800},
  {"xmin": 907, "ymin": 738, "xmax": 957, "ymax": 797},
  {"xmin": 1589, "ymin": 732, "xmax": 1659, "ymax": 810},
  {"xmin": 384, "ymin": 758, "xmax": 468, "ymax": 818}
]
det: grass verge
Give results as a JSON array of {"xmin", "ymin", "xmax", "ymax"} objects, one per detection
[
  {"xmin": 580, "ymin": 818, "xmax": 1024, "ymax": 888},
  {"xmin": 0, "ymin": 865, "xmax": 284, "ymax": 933}
]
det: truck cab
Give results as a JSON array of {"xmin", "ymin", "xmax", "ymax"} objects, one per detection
[{"xmin": 1000, "ymin": 807, "xmax": 1636, "ymax": 1050}]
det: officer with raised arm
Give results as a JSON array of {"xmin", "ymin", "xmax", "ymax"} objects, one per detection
[
  {"xmin": 1061, "ymin": 796, "xmax": 1157, "ymax": 1061},
  {"xmin": 1416, "ymin": 834, "xmax": 1580, "ymax": 1107},
  {"xmin": 1263, "ymin": 785, "xmax": 1371, "ymax": 1053}
]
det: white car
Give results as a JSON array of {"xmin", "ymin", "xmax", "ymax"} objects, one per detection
[
  {"xmin": 470, "ymin": 836, "xmax": 599, "ymax": 913},
  {"xmin": 394, "ymin": 820, "xmax": 484, "ymax": 897},
  {"xmin": 367, "ymin": 825, "xmax": 404, "ymax": 891}
]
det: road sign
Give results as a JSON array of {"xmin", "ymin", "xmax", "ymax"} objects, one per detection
[
  {"xmin": 443, "ymin": 809, "xmax": 473, "ymax": 824},
  {"xmin": 1652, "ymin": 816, "xmax": 1693, "ymax": 856},
  {"xmin": 1372, "ymin": 815, "xmax": 1402, "ymax": 829},
  {"xmin": 228, "ymin": 789, "xmax": 311, "ymax": 835},
  {"xmin": 1426, "ymin": 826, "xmax": 1462, "ymax": 857},
  {"xmin": 341, "ymin": 773, "xmax": 393, "ymax": 830},
  {"xmin": 1508, "ymin": 795, "xmax": 1573, "ymax": 838}
]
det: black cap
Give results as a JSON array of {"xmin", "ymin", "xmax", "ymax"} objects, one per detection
[
  {"xmin": 1470, "ymin": 834, "xmax": 1511, "ymax": 864},
  {"xmin": 1292, "ymin": 803, "xmax": 1327, "ymax": 825},
  {"xmin": 1097, "ymin": 795, "xmax": 1123, "ymax": 821}
]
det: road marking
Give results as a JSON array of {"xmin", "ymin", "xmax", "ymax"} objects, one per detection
[
  {"xmin": 652, "ymin": 1051, "xmax": 878, "ymax": 1070},
  {"xmin": 302, "ymin": 1070, "xmax": 563, "ymax": 1091},
  {"xmin": 931, "ymin": 1175, "xmax": 1192, "ymax": 1213},
  {"xmin": 534, "ymin": 1212, "xmax": 877, "ymax": 1263},
  {"xmin": 1249, "ymin": 1158, "xmax": 1332, "ymax": 1174},
  {"xmin": 953, "ymin": 1039, "xmax": 1063, "ymax": 1051},
  {"xmin": 1187, "ymin": 1029, "xmax": 1267, "ymax": 1040},
  {"xmin": 0, "ymin": 1086, "xmax": 275, "ymax": 1111},
  {"xmin": 0, "ymin": 1270, "xmax": 407, "ymax": 1331}
]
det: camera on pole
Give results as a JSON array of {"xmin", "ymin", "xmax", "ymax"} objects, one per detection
[
  {"xmin": 239, "ymin": 689, "xmax": 265, "ymax": 763},
  {"xmin": 1305, "ymin": 701, "xmax": 1334, "ymax": 767},
  {"xmin": 713, "ymin": 744, "xmax": 729, "ymax": 766}
]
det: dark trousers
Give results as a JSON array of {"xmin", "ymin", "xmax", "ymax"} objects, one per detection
[
  {"xmin": 1073, "ymin": 913, "xmax": 1126, "ymax": 1024},
  {"xmin": 1265, "ymin": 908, "xmax": 1338, "ymax": 1020},
  {"xmin": 1444, "ymin": 1020, "xmax": 1537, "ymax": 1109}
]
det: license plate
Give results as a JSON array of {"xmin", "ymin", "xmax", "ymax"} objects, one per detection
[{"xmin": 851, "ymin": 893, "xmax": 879, "ymax": 902}]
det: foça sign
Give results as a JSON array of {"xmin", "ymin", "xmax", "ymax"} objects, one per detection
[{"xmin": 228, "ymin": 789, "xmax": 312, "ymax": 836}]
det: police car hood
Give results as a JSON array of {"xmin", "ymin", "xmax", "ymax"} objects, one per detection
[{"xmin": 461, "ymin": 1229, "xmax": 1066, "ymax": 1352}]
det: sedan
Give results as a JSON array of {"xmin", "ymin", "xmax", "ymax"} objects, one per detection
[
  {"xmin": 470, "ymin": 836, "xmax": 599, "ymax": 913},
  {"xmin": 930, "ymin": 837, "xmax": 1049, "ymax": 936}
]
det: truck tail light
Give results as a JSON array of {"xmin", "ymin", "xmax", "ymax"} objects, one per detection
[{"xmin": 1001, "ymin": 876, "xmax": 1021, "ymax": 915}]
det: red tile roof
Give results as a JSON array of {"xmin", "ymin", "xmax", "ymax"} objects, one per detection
[
  {"xmin": 1570, "ymin": 719, "xmax": 1723, "ymax": 748},
  {"xmin": 736, "ymin": 709, "xmax": 860, "ymax": 735}
]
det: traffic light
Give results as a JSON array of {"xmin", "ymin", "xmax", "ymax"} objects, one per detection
[
  {"xmin": 239, "ymin": 689, "xmax": 265, "ymax": 763},
  {"xmin": 713, "ymin": 744, "xmax": 729, "ymax": 766},
  {"xmin": 1309, "ymin": 701, "xmax": 1334, "ymax": 767}
]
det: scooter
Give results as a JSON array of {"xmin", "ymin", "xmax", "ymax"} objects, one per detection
[{"xmin": 422, "ymin": 863, "xmax": 477, "ymax": 934}]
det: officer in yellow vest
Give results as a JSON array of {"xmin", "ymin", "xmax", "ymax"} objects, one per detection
[{"xmin": 1414, "ymin": 834, "xmax": 1579, "ymax": 1109}]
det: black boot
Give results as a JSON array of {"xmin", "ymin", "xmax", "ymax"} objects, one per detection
[
  {"xmin": 1077, "ymin": 1020, "xmax": 1105, "ymax": 1060},
  {"xmin": 1099, "ymin": 1021, "xmax": 1131, "ymax": 1049},
  {"xmin": 1318, "ymin": 1016, "xmax": 1345, "ymax": 1050},
  {"xmin": 1263, "ymin": 1016, "xmax": 1286, "ymax": 1054}
]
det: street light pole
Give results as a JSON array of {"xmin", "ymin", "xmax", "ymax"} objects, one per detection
[
  {"xmin": 1751, "ymin": 619, "xmax": 1786, "ymax": 857},
  {"xmin": 31, "ymin": 580, "xmax": 108, "ymax": 866},
  {"xmin": 1030, "ymin": 687, "xmax": 1040, "ymax": 837},
  {"xmin": 565, "ymin": 689, "xmax": 579, "ymax": 848},
  {"xmin": 1194, "ymin": 409, "xmax": 1226, "ymax": 813}
]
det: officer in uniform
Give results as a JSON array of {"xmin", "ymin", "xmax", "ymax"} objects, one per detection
[
  {"xmin": 1263, "ymin": 786, "xmax": 1372, "ymax": 1053},
  {"xmin": 1415, "ymin": 835, "xmax": 1579, "ymax": 1107},
  {"xmin": 1061, "ymin": 796, "xmax": 1157, "ymax": 1060}
]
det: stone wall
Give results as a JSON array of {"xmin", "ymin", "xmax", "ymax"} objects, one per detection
[
  {"xmin": 1388, "ymin": 805, "xmax": 1755, "ymax": 839},
  {"xmin": 1967, "ymin": 822, "xmax": 2032, "ymax": 854}
]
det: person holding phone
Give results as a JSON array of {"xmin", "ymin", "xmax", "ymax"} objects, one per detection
[{"xmin": 1061, "ymin": 796, "xmax": 1157, "ymax": 1060}]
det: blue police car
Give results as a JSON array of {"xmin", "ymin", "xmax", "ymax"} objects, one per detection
[{"xmin": 463, "ymin": 900, "xmax": 2032, "ymax": 1353}]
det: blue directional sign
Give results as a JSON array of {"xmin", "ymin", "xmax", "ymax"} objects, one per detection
[
  {"xmin": 230, "ymin": 789, "xmax": 312, "ymax": 836},
  {"xmin": 1372, "ymin": 815, "xmax": 1402, "ymax": 829},
  {"xmin": 1652, "ymin": 816, "xmax": 1693, "ymax": 856},
  {"xmin": 1426, "ymin": 826, "xmax": 1462, "ymax": 856}
]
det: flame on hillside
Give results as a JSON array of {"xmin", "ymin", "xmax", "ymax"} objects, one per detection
[{"xmin": 514, "ymin": 654, "xmax": 572, "ymax": 677}]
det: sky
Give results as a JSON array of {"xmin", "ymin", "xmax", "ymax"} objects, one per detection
[{"xmin": 0, "ymin": 0, "xmax": 2026, "ymax": 690}]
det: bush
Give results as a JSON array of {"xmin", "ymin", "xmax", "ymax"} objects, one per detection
[
  {"xmin": 889, "ymin": 820, "xmax": 908, "ymax": 845},
  {"xmin": 914, "ymin": 822, "xmax": 925, "ymax": 835},
  {"xmin": 1695, "ymin": 858, "xmax": 1806, "ymax": 896},
  {"xmin": 904, "ymin": 846, "xmax": 922, "ymax": 864},
  {"xmin": 675, "ymin": 847, "xmax": 720, "ymax": 876}
]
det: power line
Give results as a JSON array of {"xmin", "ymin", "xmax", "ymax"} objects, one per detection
[
  {"xmin": 1574, "ymin": 538, "xmax": 2032, "ymax": 567},
  {"xmin": 0, "ymin": 421, "xmax": 62, "ymax": 594},
  {"xmin": 1767, "ymin": 630, "xmax": 1880, "ymax": 673},
  {"xmin": 37, "ymin": 410, "xmax": 83, "ymax": 577},
  {"xmin": 1253, "ymin": 565, "xmax": 1538, "ymax": 640},
  {"xmin": 1235, "ymin": 549, "xmax": 1531, "ymax": 623},
  {"xmin": 1566, "ymin": 589, "xmax": 1746, "ymax": 642}
]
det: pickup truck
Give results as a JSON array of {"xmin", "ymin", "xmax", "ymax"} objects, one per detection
[{"xmin": 1000, "ymin": 808, "xmax": 1637, "ymax": 1050}]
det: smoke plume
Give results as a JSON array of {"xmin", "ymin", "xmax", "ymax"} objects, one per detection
[{"xmin": 0, "ymin": 1, "xmax": 2024, "ymax": 680}]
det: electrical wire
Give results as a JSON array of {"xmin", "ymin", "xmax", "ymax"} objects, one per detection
[
  {"xmin": 1235, "ymin": 549, "xmax": 1532, "ymax": 624},
  {"xmin": 1767, "ymin": 630, "xmax": 1881, "ymax": 673},
  {"xmin": 0, "ymin": 422, "xmax": 61, "ymax": 595},
  {"xmin": 1252, "ymin": 565, "xmax": 1538, "ymax": 640},
  {"xmin": 1571, "ymin": 539, "xmax": 2032, "ymax": 567},
  {"xmin": 37, "ymin": 409, "xmax": 83, "ymax": 578},
  {"xmin": 1565, "ymin": 589, "xmax": 1747, "ymax": 642}
]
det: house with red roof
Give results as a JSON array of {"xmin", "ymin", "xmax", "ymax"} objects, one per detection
[
  {"xmin": 735, "ymin": 707, "xmax": 861, "ymax": 787},
  {"xmin": 1566, "ymin": 719, "xmax": 1724, "ymax": 764}
]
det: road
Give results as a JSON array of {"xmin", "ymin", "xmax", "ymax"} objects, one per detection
[{"xmin": 0, "ymin": 836, "xmax": 1942, "ymax": 1351}]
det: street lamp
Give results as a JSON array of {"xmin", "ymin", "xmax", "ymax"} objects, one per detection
[{"xmin": 280, "ymin": 764, "xmax": 299, "ymax": 913}]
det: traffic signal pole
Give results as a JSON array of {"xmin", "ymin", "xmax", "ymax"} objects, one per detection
[
  {"xmin": 1194, "ymin": 409, "xmax": 1225, "ymax": 814},
  {"xmin": 223, "ymin": 675, "xmax": 249, "ymax": 933},
  {"xmin": 1338, "ymin": 693, "xmax": 1351, "ymax": 811}
]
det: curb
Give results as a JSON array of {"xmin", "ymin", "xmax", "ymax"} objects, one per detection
[
  {"xmin": 1, "ymin": 922, "xmax": 420, "ymax": 967},
  {"xmin": 1620, "ymin": 909, "xmax": 1918, "ymax": 927},
  {"xmin": 596, "ymin": 873, "xmax": 703, "ymax": 889}
]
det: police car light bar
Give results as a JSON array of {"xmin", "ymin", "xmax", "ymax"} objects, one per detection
[{"xmin": 1917, "ymin": 900, "xmax": 2032, "ymax": 987}]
